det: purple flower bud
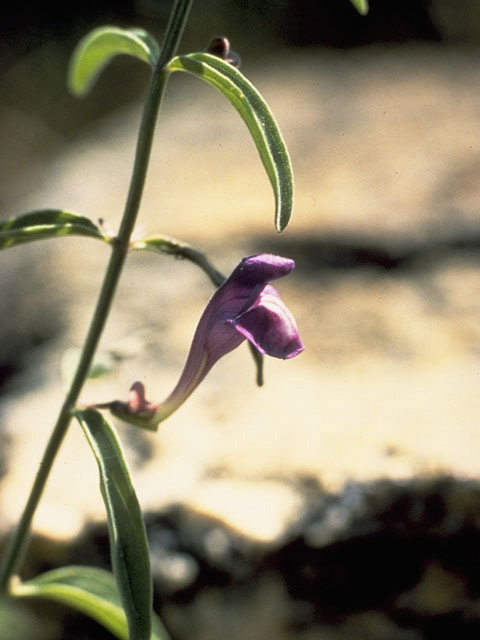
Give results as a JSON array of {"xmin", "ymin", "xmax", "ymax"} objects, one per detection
[{"xmin": 110, "ymin": 254, "xmax": 304, "ymax": 427}]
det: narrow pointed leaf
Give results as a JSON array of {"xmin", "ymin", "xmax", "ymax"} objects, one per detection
[
  {"xmin": 0, "ymin": 210, "xmax": 108, "ymax": 250},
  {"xmin": 167, "ymin": 53, "xmax": 294, "ymax": 232},
  {"xmin": 11, "ymin": 566, "xmax": 170, "ymax": 640},
  {"xmin": 349, "ymin": 0, "xmax": 369, "ymax": 15},
  {"xmin": 68, "ymin": 26, "xmax": 160, "ymax": 96},
  {"xmin": 133, "ymin": 235, "xmax": 226, "ymax": 287},
  {"xmin": 74, "ymin": 409, "xmax": 152, "ymax": 640}
]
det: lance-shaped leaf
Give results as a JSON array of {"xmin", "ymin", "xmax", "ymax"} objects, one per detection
[
  {"xmin": 11, "ymin": 566, "xmax": 170, "ymax": 640},
  {"xmin": 0, "ymin": 210, "xmax": 109, "ymax": 251},
  {"xmin": 69, "ymin": 25, "xmax": 160, "ymax": 96},
  {"xmin": 350, "ymin": 0, "xmax": 369, "ymax": 14},
  {"xmin": 132, "ymin": 235, "xmax": 225, "ymax": 287},
  {"xmin": 167, "ymin": 53, "xmax": 294, "ymax": 232},
  {"xmin": 74, "ymin": 409, "xmax": 152, "ymax": 640}
]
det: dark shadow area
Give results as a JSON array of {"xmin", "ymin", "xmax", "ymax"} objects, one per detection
[
  {"xmin": 20, "ymin": 475, "xmax": 480, "ymax": 639},
  {"xmin": 255, "ymin": 230, "xmax": 480, "ymax": 276},
  {"xmin": 0, "ymin": 0, "xmax": 477, "ymax": 137},
  {"xmin": 2, "ymin": 0, "xmax": 477, "ymax": 66}
]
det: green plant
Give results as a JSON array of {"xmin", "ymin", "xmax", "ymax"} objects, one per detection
[{"xmin": 0, "ymin": 0, "xmax": 367, "ymax": 637}]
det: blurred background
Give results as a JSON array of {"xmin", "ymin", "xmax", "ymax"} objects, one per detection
[
  {"xmin": 1, "ymin": 0, "xmax": 479, "ymax": 186},
  {"xmin": 1, "ymin": 0, "xmax": 480, "ymax": 387},
  {"xmin": 2, "ymin": 1, "xmax": 480, "ymax": 639}
]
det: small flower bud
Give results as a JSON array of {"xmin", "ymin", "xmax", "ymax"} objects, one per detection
[{"xmin": 206, "ymin": 36, "xmax": 241, "ymax": 68}]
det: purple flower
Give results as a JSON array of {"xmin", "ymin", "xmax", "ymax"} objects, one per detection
[{"xmin": 109, "ymin": 254, "xmax": 304, "ymax": 427}]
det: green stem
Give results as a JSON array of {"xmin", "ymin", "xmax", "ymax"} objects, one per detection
[{"xmin": 0, "ymin": 0, "xmax": 194, "ymax": 592}]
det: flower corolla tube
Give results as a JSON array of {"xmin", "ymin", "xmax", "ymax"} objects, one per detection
[{"xmin": 110, "ymin": 254, "xmax": 304, "ymax": 428}]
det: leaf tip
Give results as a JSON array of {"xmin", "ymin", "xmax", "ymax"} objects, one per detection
[
  {"xmin": 351, "ymin": 0, "xmax": 369, "ymax": 15},
  {"xmin": 67, "ymin": 25, "xmax": 160, "ymax": 98},
  {"xmin": 275, "ymin": 202, "xmax": 293, "ymax": 233}
]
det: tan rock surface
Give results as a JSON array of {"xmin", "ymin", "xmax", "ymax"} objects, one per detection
[{"xmin": 1, "ymin": 45, "xmax": 480, "ymax": 545}]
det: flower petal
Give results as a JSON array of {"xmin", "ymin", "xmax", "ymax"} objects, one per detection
[
  {"xmin": 106, "ymin": 254, "xmax": 304, "ymax": 428},
  {"xmin": 232, "ymin": 285, "xmax": 304, "ymax": 359},
  {"xmin": 229, "ymin": 253, "xmax": 295, "ymax": 288},
  {"xmin": 151, "ymin": 309, "xmax": 245, "ymax": 423}
]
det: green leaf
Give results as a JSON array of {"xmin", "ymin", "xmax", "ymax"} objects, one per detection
[
  {"xmin": 11, "ymin": 566, "xmax": 170, "ymax": 640},
  {"xmin": 133, "ymin": 235, "xmax": 226, "ymax": 287},
  {"xmin": 68, "ymin": 26, "xmax": 160, "ymax": 96},
  {"xmin": 349, "ymin": 0, "xmax": 369, "ymax": 15},
  {"xmin": 0, "ymin": 210, "xmax": 108, "ymax": 250},
  {"xmin": 167, "ymin": 53, "xmax": 294, "ymax": 232},
  {"xmin": 130, "ymin": 28, "xmax": 162, "ymax": 61},
  {"xmin": 74, "ymin": 409, "xmax": 152, "ymax": 640}
]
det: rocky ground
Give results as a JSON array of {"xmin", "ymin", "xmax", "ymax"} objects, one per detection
[{"xmin": 1, "ymin": 44, "xmax": 480, "ymax": 638}]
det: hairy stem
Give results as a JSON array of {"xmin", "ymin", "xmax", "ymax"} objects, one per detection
[{"xmin": 0, "ymin": 0, "xmax": 194, "ymax": 591}]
